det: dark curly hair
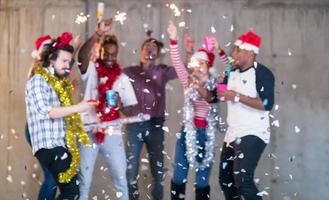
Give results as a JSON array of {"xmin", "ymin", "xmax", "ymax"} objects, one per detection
[{"xmin": 40, "ymin": 39, "xmax": 74, "ymax": 68}]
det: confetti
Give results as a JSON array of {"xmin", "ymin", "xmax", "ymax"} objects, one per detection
[
  {"xmin": 186, "ymin": 9, "xmax": 192, "ymax": 13},
  {"xmin": 143, "ymin": 88, "xmax": 150, "ymax": 94},
  {"xmin": 292, "ymin": 84, "xmax": 297, "ymax": 89},
  {"xmin": 257, "ymin": 190, "xmax": 269, "ymax": 196},
  {"xmin": 288, "ymin": 49, "xmax": 292, "ymax": 56},
  {"xmin": 116, "ymin": 192, "xmax": 123, "ymax": 198},
  {"xmin": 6, "ymin": 175, "xmax": 13, "ymax": 183},
  {"xmin": 141, "ymin": 158, "xmax": 149, "ymax": 163},
  {"xmin": 225, "ymin": 42, "xmax": 231, "ymax": 47},
  {"xmin": 274, "ymin": 104, "xmax": 279, "ymax": 110},
  {"xmin": 271, "ymin": 120, "xmax": 280, "ymax": 127},
  {"xmin": 146, "ymin": 4, "xmax": 152, "ymax": 8},
  {"xmin": 294, "ymin": 126, "xmax": 300, "ymax": 133},
  {"xmin": 61, "ymin": 153, "xmax": 68, "ymax": 160},
  {"xmin": 238, "ymin": 153, "xmax": 244, "ymax": 159},
  {"xmin": 162, "ymin": 126, "xmax": 169, "ymax": 133},
  {"xmin": 230, "ymin": 25, "xmax": 234, "ymax": 32},
  {"xmin": 121, "ymin": 42, "xmax": 127, "ymax": 47},
  {"xmin": 211, "ymin": 26, "xmax": 216, "ymax": 33},
  {"xmin": 51, "ymin": 14, "xmax": 55, "ymax": 20},
  {"xmin": 178, "ymin": 21, "xmax": 186, "ymax": 27}
]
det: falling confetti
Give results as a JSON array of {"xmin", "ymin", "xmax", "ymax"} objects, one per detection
[
  {"xmin": 225, "ymin": 42, "xmax": 231, "ymax": 47},
  {"xmin": 211, "ymin": 26, "xmax": 216, "ymax": 33},
  {"xmin": 186, "ymin": 9, "xmax": 192, "ymax": 13},
  {"xmin": 178, "ymin": 21, "xmax": 186, "ymax": 27},
  {"xmin": 294, "ymin": 126, "xmax": 300, "ymax": 133},
  {"xmin": 274, "ymin": 104, "xmax": 279, "ymax": 110},
  {"xmin": 61, "ymin": 153, "xmax": 68, "ymax": 160},
  {"xmin": 143, "ymin": 88, "xmax": 150, "ymax": 94},
  {"xmin": 257, "ymin": 190, "xmax": 269, "ymax": 196},
  {"xmin": 146, "ymin": 4, "xmax": 152, "ymax": 8},
  {"xmin": 114, "ymin": 11, "xmax": 127, "ymax": 25},
  {"xmin": 288, "ymin": 49, "xmax": 292, "ymax": 56},
  {"xmin": 292, "ymin": 84, "xmax": 297, "ymax": 89},
  {"xmin": 272, "ymin": 120, "xmax": 280, "ymax": 127},
  {"xmin": 6, "ymin": 175, "xmax": 13, "ymax": 183},
  {"xmin": 230, "ymin": 25, "xmax": 234, "ymax": 32},
  {"xmin": 121, "ymin": 42, "xmax": 127, "ymax": 47},
  {"xmin": 162, "ymin": 126, "xmax": 169, "ymax": 133}
]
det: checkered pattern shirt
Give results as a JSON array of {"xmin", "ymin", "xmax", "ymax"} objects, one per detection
[{"xmin": 25, "ymin": 74, "xmax": 66, "ymax": 154}]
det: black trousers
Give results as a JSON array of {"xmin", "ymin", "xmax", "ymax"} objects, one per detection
[
  {"xmin": 219, "ymin": 135, "xmax": 266, "ymax": 200},
  {"xmin": 35, "ymin": 146, "xmax": 79, "ymax": 200}
]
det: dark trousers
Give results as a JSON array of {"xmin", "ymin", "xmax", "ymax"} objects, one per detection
[
  {"xmin": 219, "ymin": 135, "xmax": 266, "ymax": 200},
  {"xmin": 35, "ymin": 147, "xmax": 79, "ymax": 200},
  {"xmin": 126, "ymin": 117, "xmax": 165, "ymax": 200}
]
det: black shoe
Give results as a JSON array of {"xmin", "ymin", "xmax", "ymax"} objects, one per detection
[
  {"xmin": 195, "ymin": 185, "xmax": 210, "ymax": 200},
  {"xmin": 171, "ymin": 181, "xmax": 186, "ymax": 200}
]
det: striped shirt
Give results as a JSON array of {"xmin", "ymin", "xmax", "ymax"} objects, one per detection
[
  {"xmin": 169, "ymin": 41, "xmax": 228, "ymax": 119},
  {"xmin": 25, "ymin": 74, "xmax": 66, "ymax": 154}
]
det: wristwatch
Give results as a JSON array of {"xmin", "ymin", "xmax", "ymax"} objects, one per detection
[{"xmin": 234, "ymin": 92, "xmax": 240, "ymax": 103}]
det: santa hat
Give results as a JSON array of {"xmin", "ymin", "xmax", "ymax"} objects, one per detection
[
  {"xmin": 234, "ymin": 31, "xmax": 261, "ymax": 54},
  {"xmin": 31, "ymin": 35, "xmax": 52, "ymax": 59},
  {"xmin": 191, "ymin": 48, "xmax": 215, "ymax": 67}
]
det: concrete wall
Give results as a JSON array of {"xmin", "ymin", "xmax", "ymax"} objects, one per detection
[{"xmin": 0, "ymin": 0, "xmax": 329, "ymax": 199}]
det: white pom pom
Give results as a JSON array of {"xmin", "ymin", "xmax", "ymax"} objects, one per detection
[{"xmin": 31, "ymin": 50, "xmax": 39, "ymax": 59}]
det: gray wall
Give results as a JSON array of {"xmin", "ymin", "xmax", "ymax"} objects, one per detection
[{"xmin": 0, "ymin": 0, "xmax": 328, "ymax": 199}]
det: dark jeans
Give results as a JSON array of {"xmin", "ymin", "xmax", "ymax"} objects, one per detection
[
  {"xmin": 25, "ymin": 124, "xmax": 57, "ymax": 200},
  {"xmin": 126, "ymin": 117, "xmax": 165, "ymax": 200},
  {"xmin": 219, "ymin": 135, "xmax": 266, "ymax": 200},
  {"xmin": 35, "ymin": 147, "xmax": 79, "ymax": 200},
  {"xmin": 172, "ymin": 128, "xmax": 212, "ymax": 188}
]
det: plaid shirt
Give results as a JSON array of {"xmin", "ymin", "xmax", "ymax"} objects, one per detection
[{"xmin": 25, "ymin": 74, "xmax": 66, "ymax": 154}]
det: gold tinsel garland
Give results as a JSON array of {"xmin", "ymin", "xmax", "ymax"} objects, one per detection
[{"xmin": 34, "ymin": 67, "xmax": 90, "ymax": 183}]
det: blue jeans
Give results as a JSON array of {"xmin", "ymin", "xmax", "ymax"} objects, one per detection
[
  {"xmin": 172, "ymin": 128, "xmax": 213, "ymax": 188},
  {"xmin": 79, "ymin": 128, "xmax": 128, "ymax": 200},
  {"xmin": 126, "ymin": 117, "xmax": 165, "ymax": 200},
  {"xmin": 25, "ymin": 124, "xmax": 57, "ymax": 200}
]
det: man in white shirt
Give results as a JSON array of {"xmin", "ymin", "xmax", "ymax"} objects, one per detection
[
  {"xmin": 218, "ymin": 31, "xmax": 275, "ymax": 200},
  {"xmin": 77, "ymin": 19, "xmax": 137, "ymax": 200}
]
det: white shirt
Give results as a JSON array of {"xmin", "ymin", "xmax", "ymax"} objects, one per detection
[
  {"xmin": 80, "ymin": 61, "xmax": 138, "ymax": 125},
  {"xmin": 225, "ymin": 62, "xmax": 275, "ymax": 144}
]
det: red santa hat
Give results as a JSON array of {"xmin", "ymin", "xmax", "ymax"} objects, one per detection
[
  {"xmin": 234, "ymin": 31, "xmax": 261, "ymax": 54},
  {"xmin": 31, "ymin": 35, "xmax": 52, "ymax": 59},
  {"xmin": 191, "ymin": 48, "xmax": 215, "ymax": 67}
]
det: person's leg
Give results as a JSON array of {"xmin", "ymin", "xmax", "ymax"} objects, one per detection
[
  {"xmin": 171, "ymin": 130, "xmax": 188, "ymax": 200},
  {"xmin": 101, "ymin": 130, "xmax": 128, "ymax": 200},
  {"xmin": 219, "ymin": 142, "xmax": 241, "ymax": 200},
  {"xmin": 233, "ymin": 135, "xmax": 266, "ymax": 200},
  {"xmin": 78, "ymin": 134, "xmax": 100, "ymax": 200},
  {"xmin": 38, "ymin": 164, "xmax": 57, "ymax": 200},
  {"xmin": 195, "ymin": 128, "xmax": 212, "ymax": 200},
  {"xmin": 144, "ymin": 118, "xmax": 165, "ymax": 200},
  {"xmin": 126, "ymin": 122, "xmax": 145, "ymax": 200},
  {"xmin": 25, "ymin": 124, "xmax": 57, "ymax": 200},
  {"xmin": 35, "ymin": 147, "xmax": 80, "ymax": 200}
]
